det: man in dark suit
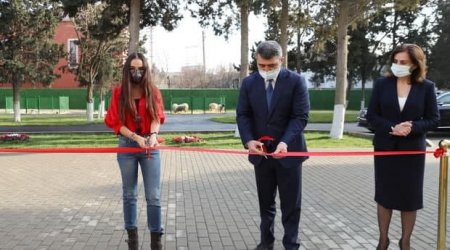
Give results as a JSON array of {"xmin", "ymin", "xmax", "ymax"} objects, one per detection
[{"xmin": 236, "ymin": 41, "xmax": 310, "ymax": 250}]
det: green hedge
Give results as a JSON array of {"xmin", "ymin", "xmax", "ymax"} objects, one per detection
[{"xmin": 0, "ymin": 88, "xmax": 372, "ymax": 111}]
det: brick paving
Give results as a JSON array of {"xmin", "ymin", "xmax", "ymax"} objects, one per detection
[{"xmin": 0, "ymin": 150, "xmax": 449, "ymax": 250}]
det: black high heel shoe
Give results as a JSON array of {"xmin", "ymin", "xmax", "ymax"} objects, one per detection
[
  {"xmin": 376, "ymin": 238, "xmax": 390, "ymax": 250},
  {"xmin": 399, "ymin": 238, "xmax": 402, "ymax": 249}
]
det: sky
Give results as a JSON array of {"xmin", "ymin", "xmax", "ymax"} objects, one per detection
[{"xmin": 141, "ymin": 14, "xmax": 266, "ymax": 73}]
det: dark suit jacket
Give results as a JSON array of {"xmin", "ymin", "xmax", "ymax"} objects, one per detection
[
  {"xmin": 366, "ymin": 77, "xmax": 439, "ymax": 151},
  {"xmin": 236, "ymin": 68, "xmax": 310, "ymax": 168}
]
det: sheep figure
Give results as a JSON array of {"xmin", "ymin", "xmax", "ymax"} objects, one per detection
[
  {"xmin": 217, "ymin": 103, "xmax": 225, "ymax": 113},
  {"xmin": 208, "ymin": 102, "xmax": 225, "ymax": 113},
  {"xmin": 172, "ymin": 103, "xmax": 189, "ymax": 113},
  {"xmin": 208, "ymin": 103, "xmax": 219, "ymax": 112}
]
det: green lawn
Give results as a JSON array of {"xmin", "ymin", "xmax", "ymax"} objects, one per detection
[
  {"xmin": 0, "ymin": 114, "xmax": 103, "ymax": 126},
  {"xmin": 0, "ymin": 111, "xmax": 370, "ymax": 149},
  {"xmin": 210, "ymin": 110, "xmax": 359, "ymax": 124},
  {"xmin": 0, "ymin": 131, "xmax": 372, "ymax": 149}
]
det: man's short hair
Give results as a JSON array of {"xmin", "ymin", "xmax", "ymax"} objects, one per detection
[{"xmin": 256, "ymin": 41, "xmax": 282, "ymax": 59}]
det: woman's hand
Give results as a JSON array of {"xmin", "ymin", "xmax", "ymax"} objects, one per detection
[
  {"xmin": 146, "ymin": 134, "xmax": 159, "ymax": 148},
  {"xmin": 134, "ymin": 135, "xmax": 148, "ymax": 148},
  {"xmin": 390, "ymin": 121, "xmax": 412, "ymax": 136}
]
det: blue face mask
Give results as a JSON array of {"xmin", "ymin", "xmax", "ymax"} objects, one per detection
[
  {"xmin": 259, "ymin": 67, "xmax": 280, "ymax": 81},
  {"xmin": 391, "ymin": 63, "xmax": 411, "ymax": 78}
]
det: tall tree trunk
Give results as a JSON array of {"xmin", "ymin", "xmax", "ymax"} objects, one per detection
[
  {"xmin": 330, "ymin": 1, "xmax": 350, "ymax": 139},
  {"xmin": 346, "ymin": 78, "xmax": 352, "ymax": 106},
  {"xmin": 296, "ymin": 29, "xmax": 302, "ymax": 72},
  {"xmin": 239, "ymin": 1, "xmax": 249, "ymax": 86},
  {"xmin": 12, "ymin": 80, "xmax": 21, "ymax": 122},
  {"xmin": 392, "ymin": 10, "xmax": 398, "ymax": 49},
  {"xmin": 360, "ymin": 64, "xmax": 366, "ymax": 109},
  {"xmin": 86, "ymin": 83, "xmax": 94, "ymax": 122},
  {"xmin": 280, "ymin": 0, "xmax": 289, "ymax": 67},
  {"xmin": 236, "ymin": 1, "xmax": 250, "ymax": 137},
  {"xmin": 128, "ymin": 0, "xmax": 141, "ymax": 54},
  {"xmin": 296, "ymin": 0, "xmax": 303, "ymax": 73},
  {"xmin": 98, "ymin": 89, "xmax": 105, "ymax": 119}
]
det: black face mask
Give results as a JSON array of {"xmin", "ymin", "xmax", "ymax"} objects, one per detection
[{"xmin": 130, "ymin": 69, "xmax": 144, "ymax": 84}]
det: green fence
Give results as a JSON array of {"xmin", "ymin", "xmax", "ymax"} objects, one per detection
[
  {"xmin": 0, "ymin": 88, "xmax": 372, "ymax": 112},
  {"xmin": 0, "ymin": 89, "xmax": 111, "ymax": 111},
  {"xmin": 4, "ymin": 96, "xmax": 70, "ymax": 113}
]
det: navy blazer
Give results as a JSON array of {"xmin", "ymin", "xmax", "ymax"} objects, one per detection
[
  {"xmin": 236, "ymin": 68, "xmax": 310, "ymax": 168},
  {"xmin": 366, "ymin": 77, "xmax": 439, "ymax": 151}
]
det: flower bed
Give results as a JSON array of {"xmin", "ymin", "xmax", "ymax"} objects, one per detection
[
  {"xmin": 0, "ymin": 133, "xmax": 30, "ymax": 142},
  {"xmin": 171, "ymin": 135, "xmax": 204, "ymax": 144}
]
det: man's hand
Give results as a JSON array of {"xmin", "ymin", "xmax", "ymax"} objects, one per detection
[
  {"xmin": 272, "ymin": 142, "xmax": 288, "ymax": 159},
  {"xmin": 246, "ymin": 140, "xmax": 267, "ymax": 156},
  {"xmin": 390, "ymin": 121, "xmax": 412, "ymax": 136}
]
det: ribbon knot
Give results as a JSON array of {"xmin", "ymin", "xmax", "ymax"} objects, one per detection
[{"xmin": 433, "ymin": 147, "xmax": 446, "ymax": 158}]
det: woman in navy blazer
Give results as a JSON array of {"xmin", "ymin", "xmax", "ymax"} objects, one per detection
[{"xmin": 366, "ymin": 44, "xmax": 439, "ymax": 250}]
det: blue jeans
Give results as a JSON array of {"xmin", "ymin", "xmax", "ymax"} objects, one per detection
[{"xmin": 117, "ymin": 136, "xmax": 163, "ymax": 233}]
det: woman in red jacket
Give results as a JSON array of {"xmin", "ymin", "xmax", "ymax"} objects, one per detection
[{"xmin": 105, "ymin": 52, "xmax": 165, "ymax": 250}]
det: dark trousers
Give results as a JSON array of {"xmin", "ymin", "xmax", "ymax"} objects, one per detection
[{"xmin": 254, "ymin": 158, "xmax": 302, "ymax": 250}]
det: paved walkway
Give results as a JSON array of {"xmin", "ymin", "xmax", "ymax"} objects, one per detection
[
  {"xmin": 0, "ymin": 149, "xmax": 449, "ymax": 250},
  {"xmin": 0, "ymin": 113, "xmax": 369, "ymax": 134}
]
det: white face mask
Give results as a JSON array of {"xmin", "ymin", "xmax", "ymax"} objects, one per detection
[
  {"xmin": 259, "ymin": 67, "xmax": 281, "ymax": 81},
  {"xmin": 391, "ymin": 63, "xmax": 411, "ymax": 78}
]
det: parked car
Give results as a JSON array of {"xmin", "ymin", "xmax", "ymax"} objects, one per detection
[
  {"xmin": 436, "ymin": 91, "xmax": 450, "ymax": 129},
  {"xmin": 357, "ymin": 108, "xmax": 374, "ymax": 132},
  {"xmin": 357, "ymin": 91, "xmax": 450, "ymax": 132}
]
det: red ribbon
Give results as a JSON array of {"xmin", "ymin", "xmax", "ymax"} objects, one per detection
[{"xmin": 0, "ymin": 146, "xmax": 441, "ymax": 157}]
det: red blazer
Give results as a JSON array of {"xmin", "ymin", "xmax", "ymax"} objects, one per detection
[{"xmin": 105, "ymin": 86, "xmax": 165, "ymax": 135}]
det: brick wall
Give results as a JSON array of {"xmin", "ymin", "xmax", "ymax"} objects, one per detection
[{"xmin": 0, "ymin": 17, "xmax": 81, "ymax": 89}]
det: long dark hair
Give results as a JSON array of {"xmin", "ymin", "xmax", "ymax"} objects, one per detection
[{"xmin": 119, "ymin": 52, "xmax": 160, "ymax": 123}]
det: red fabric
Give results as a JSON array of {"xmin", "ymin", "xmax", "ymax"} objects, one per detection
[
  {"xmin": 105, "ymin": 86, "xmax": 165, "ymax": 134},
  {"xmin": 434, "ymin": 147, "xmax": 446, "ymax": 158}
]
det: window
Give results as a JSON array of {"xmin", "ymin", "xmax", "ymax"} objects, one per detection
[
  {"xmin": 68, "ymin": 39, "xmax": 79, "ymax": 69},
  {"xmin": 438, "ymin": 94, "xmax": 450, "ymax": 104}
]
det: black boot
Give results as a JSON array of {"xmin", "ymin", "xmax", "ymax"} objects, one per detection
[
  {"xmin": 126, "ymin": 228, "xmax": 139, "ymax": 250},
  {"xmin": 150, "ymin": 232, "xmax": 162, "ymax": 250}
]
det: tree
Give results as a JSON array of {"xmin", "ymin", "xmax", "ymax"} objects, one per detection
[
  {"xmin": 428, "ymin": 0, "xmax": 450, "ymax": 88},
  {"xmin": 348, "ymin": 0, "xmax": 437, "ymax": 108},
  {"xmin": 259, "ymin": 0, "xmax": 291, "ymax": 67},
  {"xmin": 69, "ymin": 3, "xmax": 128, "ymax": 121},
  {"xmin": 347, "ymin": 24, "xmax": 377, "ymax": 109},
  {"xmin": 128, "ymin": 0, "xmax": 140, "ymax": 53},
  {"xmin": 272, "ymin": 0, "xmax": 336, "ymax": 79},
  {"xmin": 190, "ymin": 0, "xmax": 266, "ymax": 85},
  {"xmin": 0, "ymin": 0, "xmax": 65, "ymax": 122},
  {"xmin": 311, "ymin": 0, "xmax": 421, "ymax": 139},
  {"xmin": 280, "ymin": 0, "xmax": 289, "ymax": 67},
  {"xmin": 62, "ymin": 0, "xmax": 183, "ymax": 56},
  {"xmin": 95, "ymin": 44, "xmax": 125, "ymax": 118}
]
